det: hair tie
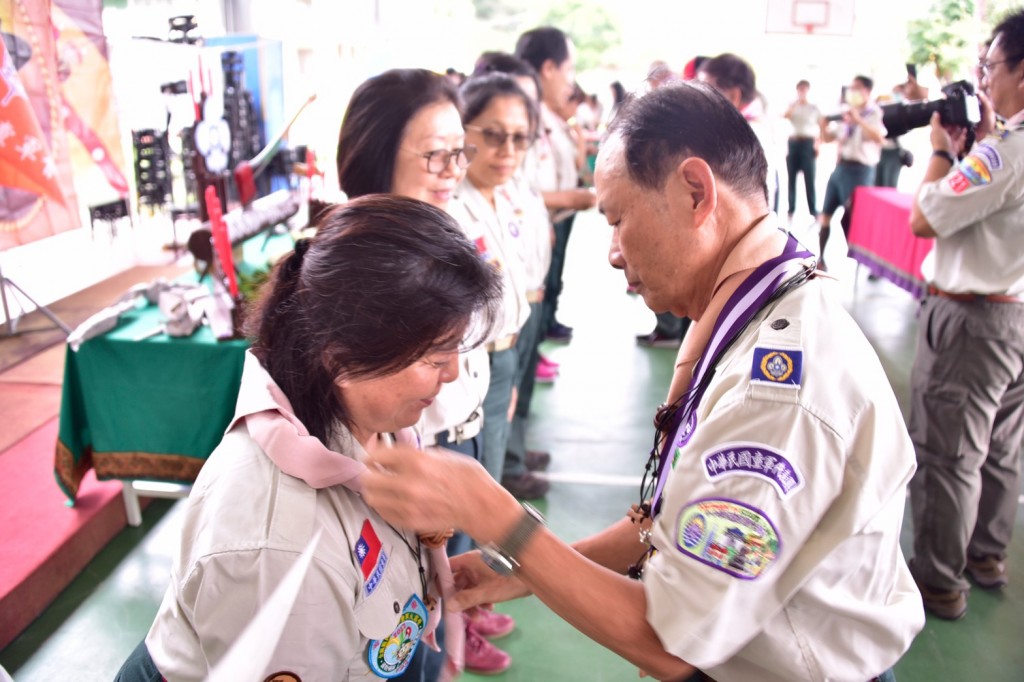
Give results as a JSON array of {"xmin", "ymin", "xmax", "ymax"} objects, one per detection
[{"xmin": 288, "ymin": 238, "xmax": 310, "ymax": 276}]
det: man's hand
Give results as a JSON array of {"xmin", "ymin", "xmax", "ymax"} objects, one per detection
[
  {"xmin": 363, "ymin": 442, "xmax": 498, "ymax": 536},
  {"xmin": 449, "ymin": 550, "xmax": 532, "ymax": 611},
  {"xmin": 929, "ymin": 111, "xmax": 969, "ymax": 157},
  {"xmin": 974, "ymin": 90, "xmax": 997, "ymax": 141}
]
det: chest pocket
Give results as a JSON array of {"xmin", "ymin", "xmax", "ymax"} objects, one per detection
[{"xmin": 351, "ymin": 535, "xmax": 420, "ymax": 640}]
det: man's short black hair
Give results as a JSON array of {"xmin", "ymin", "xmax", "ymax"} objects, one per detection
[
  {"xmin": 993, "ymin": 7, "xmax": 1024, "ymax": 65},
  {"xmin": 514, "ymin": 27, "xmax": 570, "ymax": 73},
  {"xmin": 607, "ymin": 81, "xmax": 768, "ymax": 203},
  {"xmin": 853, "ymin": 75, "xmax": 874, "ymax": 91}
]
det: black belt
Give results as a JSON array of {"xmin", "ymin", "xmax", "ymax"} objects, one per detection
[{"xmin": 838, "ymin": 159, "xmax": 869, "ymax": 168}]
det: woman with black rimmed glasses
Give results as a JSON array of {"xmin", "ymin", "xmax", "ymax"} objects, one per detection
[{"xmin": 336, "ymin": 67, "xmax": 516, "ymax": 679}]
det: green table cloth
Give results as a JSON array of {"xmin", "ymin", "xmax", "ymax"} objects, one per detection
[{"xmin": 55, "ymin": 301, "xmax": 249, "ymax": 501}]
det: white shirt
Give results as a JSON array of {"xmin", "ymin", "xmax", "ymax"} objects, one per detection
[
  {"xmin": 787, "ymin": 100, "xmax": 822, "ymax": 138},
  {"xmin": 504, "ymin": 174, "xmax": 552, "ymax": 292},
  {"xmin": 829, "ymin": 104, "xmax": 886, "ymax": 166},
  {"xmin": 419, "ymin": 200, "xmax": 495, "ymax": 441},
  {"xmin": 524, "ymin": 103, "xmax": 580, "ymax": 222},
  {"xmin": 918, "ymin": 111, "xmax": 1024, "ymax": 296},
  {"xmin": 643, "ymin": 278, "xmax": 923, "ymax": 681},
  {"xmin": 451, "ymin": 179, "xmax": 531, "ymax": 340},
  {"xmin": 147, "ymin": 354, "xmax": 436, "ymax": 681}
]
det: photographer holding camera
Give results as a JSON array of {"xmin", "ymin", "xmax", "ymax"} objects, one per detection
[
  {"xmin": 907, "ymin": 9, "xmax": 1024, "ymax": 621},
  {"xmin": 816, "ymin": 75, "xmax": 886, "ymax": 270}
]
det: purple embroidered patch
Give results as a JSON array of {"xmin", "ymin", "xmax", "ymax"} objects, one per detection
[{"xmin": 700, "ymin": 442, "xmax": 803, "ymax": 499}]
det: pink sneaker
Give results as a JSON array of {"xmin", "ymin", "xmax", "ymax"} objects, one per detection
[
  {"xmin": 535, "ymin": 362, "xmax": 557, "ymax": 384},
  {"xmin": 467, "ymin": 606, "xmax": 516, "ymax": 639},
  {"xmin": 538, "ymin": 354, "xmax": 560, "ymax": 370},
  {"xmin": 464, "ymin": 622, "xmax": 512, "ymax": 675}
]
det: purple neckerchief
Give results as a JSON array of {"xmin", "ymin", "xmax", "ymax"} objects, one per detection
[{"xmin": 650, "ymin": 234, "xmax": 815, "ymax": 516}]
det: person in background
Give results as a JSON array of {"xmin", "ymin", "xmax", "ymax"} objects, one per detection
[
  {"xmin": 783, "ymin": 79, "xmax": 821, "ymax": 224},
  {"xmin": 471, "ymin": 52, "xmax": 557, "ymax": 494},
  {"xmin": 816, "ymin": 75, "xmax": 886, "ymax": 270},
  {"xmin": 515, "ymin": 26, "xmax": 597, "ymax": 345},
  {"xmin": 335, "ymin": 67, "xmax": 514, "ymax": 677},
  {"xmin": 361, "ymin": 81, "xmax": 923, "ymax": 682},
  {"xmin": 115, "ymin": 196, "xmax": 502, "ymax": 682},
  {"xmin": 635, "ymin": 59, "xmax": 691, "ymax": 349},
  {"xmin": 453, "ymin": 73, "xmax": 547, "ymax": 504},
  {"xmin": 907, "ymin": 8, "xmax": 1024, "ymax": 622},
  {"xmin": 876, "ymin": 65, "xmax": 927, "ymax": 189}
]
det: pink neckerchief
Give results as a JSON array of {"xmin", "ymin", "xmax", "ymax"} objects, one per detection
[{"xmin": 229, "ymin": 352, "xmax": 464, "ymax": 678}]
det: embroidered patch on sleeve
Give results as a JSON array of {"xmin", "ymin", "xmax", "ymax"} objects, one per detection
[
  {"xmin": 701, "ymin": 442, "xmax": 804, "ymax": 499},
  {"xmin": 674, "ymin": 498, "xmax": 781, "ymax": 579},
  {"xmin": 355, "ymin": 519, "xmax": 389, "ymax": 597},
  {"xmin": 751, "ymin": 348, "xmax": 802, "ymax": 386}
]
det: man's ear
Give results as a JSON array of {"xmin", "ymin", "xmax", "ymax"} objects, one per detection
[
  {"xmin": 675, "ymin": 157, "xmax": 717, "ymax": 227},
  {"xmin": 541, "ymin": 58, "xmax": 558, "ymax": 80}
]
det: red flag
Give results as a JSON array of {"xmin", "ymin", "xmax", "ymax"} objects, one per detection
[
  {"xmin": 205, "ymin": 185, "xmax": 239, "ymax": 299},
  {"xmin": 0, "ymin": 40, "xmax": 65, "ymax": 205}
]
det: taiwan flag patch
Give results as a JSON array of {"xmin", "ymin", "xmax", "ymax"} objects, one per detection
[{"xmin": 355, "ymin": 519, "xmax": 388, "ymax": 596}]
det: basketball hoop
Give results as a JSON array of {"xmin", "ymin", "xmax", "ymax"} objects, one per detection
[{"xmin": 765, "ymin": 0, "xmax": 852, "ymax": 37}]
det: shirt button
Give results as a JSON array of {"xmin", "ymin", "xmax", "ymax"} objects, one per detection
[
  {"xmin": 394, "ymin": 601, "xmax": 401, "ymax": 614},
  {"xmin": 770, "ymin": 319, "xmax": 790, "ymax": 330}
]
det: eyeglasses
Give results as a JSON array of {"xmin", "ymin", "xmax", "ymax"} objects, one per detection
[
  {"xmin": 411, "ymin": 146, "xmax": 477, "ymax": 174},
  {"xmin": 980, "ymin": 57, "xmax": 1021, "ymax": 74},
  {"xmin": 464, "ymin": 125, "xmax": 534, "ymax": 151}
]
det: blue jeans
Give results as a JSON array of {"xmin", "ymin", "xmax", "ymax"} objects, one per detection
[{"xmin": 480, "ymin": 347, "xmax": 518, "ymax": 481}]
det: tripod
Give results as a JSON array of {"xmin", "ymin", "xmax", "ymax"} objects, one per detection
[{"xmin": 0, "ymin": 258, "xmax": 72, "ymax": 337}]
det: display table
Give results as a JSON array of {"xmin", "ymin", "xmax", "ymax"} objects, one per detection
[
  {"xmin": 54, "ymin": 301, "xmax": 248, "ymax": 514},
  {"xmin": 846, "ymin": 186, "xmax": 934, "ymax": 298}
]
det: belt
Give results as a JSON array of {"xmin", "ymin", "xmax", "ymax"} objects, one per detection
[
  {"xmin": 425, "ymin": 410, "xmax": 483, "ymax": 446},
  {"xmin": 526, "ymin": 288, "xmax": 544, "ymax": 304},
  {"xmin": 838, "ymin": 159, "xmax": 869, "ymax": 168},
  {"xmin": 789, "ymin": 135, "xmax": 815, "ymax": 141},
  {"xmin": 928, "ymin": 285, "xmax": 1022, "ymax": 304},
  {"xmin": 486, "ymin": 334, "xmax": 517, "ymax": 352}
]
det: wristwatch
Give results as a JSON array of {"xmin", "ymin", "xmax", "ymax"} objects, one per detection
[{"xmin": 480, "ymin": 502, "xmax": 545, "ymax": 576}]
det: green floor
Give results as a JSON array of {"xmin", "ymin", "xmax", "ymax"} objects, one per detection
[{"xmin": 3, "ymin": 211, "xmax": 1023, "ymax": 680}]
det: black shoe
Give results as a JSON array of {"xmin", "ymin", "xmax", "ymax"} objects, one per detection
[
  {"xmin": 546, "ymin": 321, "xmax": 573, "ymax": 342},
  {"xmin": 524, "ymin": 450, "xmax": 551, "ymax": 472},
  {"xmin": 501, "ymin": 472, "xmax": 550, "ymax": 499},
  {"xmin": 636, "ymin": 330, "xmax": 681, "ymax": 349}
]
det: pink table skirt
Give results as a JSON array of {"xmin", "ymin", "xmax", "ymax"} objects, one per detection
[{"xmin": 846, "ymin": 186, "xmax": 934, "ymax": 298}]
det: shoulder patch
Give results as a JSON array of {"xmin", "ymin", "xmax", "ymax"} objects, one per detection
[
  {"xmin": 751, "ymin": 348, "xmax": 802, "ymax": 386},
  {"xmin": 701, "ymin": 442, "xmax": 804, "ymax": 499},
  {"xmin": 674, "ymin": 498, "xmax": 780, "ymax": 579}
]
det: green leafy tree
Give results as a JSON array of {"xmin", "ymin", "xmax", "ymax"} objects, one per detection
[
  {"xmin": 907, "ymin": 0, "xmax": 1020, "ymax": 83},
  {"xmin": 541, "ymin": 0, "xmax": 622, "ymax": 71}
]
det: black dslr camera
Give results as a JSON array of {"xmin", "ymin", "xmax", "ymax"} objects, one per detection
[{"xmin": 880, "ymin": 80, "xmax": 981, "ymax": 139}]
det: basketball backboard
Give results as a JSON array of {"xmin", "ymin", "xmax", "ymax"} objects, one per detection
[{"xmin": 765, "ymin": 0, "xmax": 856, "ymax": 36}]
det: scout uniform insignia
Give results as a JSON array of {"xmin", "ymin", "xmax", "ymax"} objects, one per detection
[
  {"xmin": 367, "ymin": 595, "xmax": 428, "ymax": 678},
  {"xmin": 355, "ymin": 520, "xmax": 388, "ymax": 597}
]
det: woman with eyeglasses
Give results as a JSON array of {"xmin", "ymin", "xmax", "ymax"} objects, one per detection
[
  {"xmin": 336, "ymin": 67, "xmax": 517, "ymax": 678},
  {"xmin": 450, "ymin": 73, "xmax": 539, "ymax": 510}
]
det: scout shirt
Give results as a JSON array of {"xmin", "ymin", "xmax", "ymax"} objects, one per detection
[
  {"xmin": 507, "ymin": 173, "xmax": 553, "ymax": 293},
  {"xmin": 524, "ymin": 102, "xmax": 581, "ymax": 222},
  {"xmin": 918, "ymin": 110, "xmax": 1024, "ymax": 296},
  {"xmin": 451, "ymin": 178, "xmax": 531, "ymax": 341},
  {"xmin": 147, "ymin": 352, "xmax": 437, "ymax": 681},
  {"xmin": 643, "ymin": 267, "xmax": 923, "ymax": 681},
  {"xmin": 419, "ymin": 204, "xmax": 492, "ymax": 446},
  {"xmin": 831, "ymin": 103, "xmax": 886, "ymax": 166}
]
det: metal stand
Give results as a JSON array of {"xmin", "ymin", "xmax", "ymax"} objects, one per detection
[{"xmin": 0, "ymin": 259, "xmax": 72, "ymax": 337}]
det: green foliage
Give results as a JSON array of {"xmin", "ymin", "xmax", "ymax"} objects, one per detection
[
  {"xmin": 541, "ymin": 0, "xmax": 622, "ymax": 71},
  {"xmin": 469, "ymin": 0, "xmax": 623, "ymax": 71},
  {"xmin": 907, "ymin": 0, "xmax": 1022, "ymax": 82}
]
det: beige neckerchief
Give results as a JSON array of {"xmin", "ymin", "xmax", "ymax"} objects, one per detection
[{"xmin": 665, "ymin": 216, "xmax": 788, "ymax": 406}]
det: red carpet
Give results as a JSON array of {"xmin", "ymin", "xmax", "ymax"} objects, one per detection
[{"xmin": 0, "ymin": 418, "xmax": 126, "ymax": 650}]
